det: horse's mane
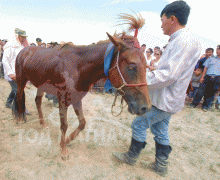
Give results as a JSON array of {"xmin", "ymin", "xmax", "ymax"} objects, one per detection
[
  {"xmin": 95, "ymin": 32, "xmax": 137, "ymax": 47},
  {"xmin": 116, "ymin": 12, "xmax": 145, "ymax": 32},
  {"xmin": 59, "ymin": 42, "xmax": 75, "ymax": 50}
]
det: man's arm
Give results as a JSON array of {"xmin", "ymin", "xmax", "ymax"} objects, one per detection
[{"xmin": 199, "ymin": 66, "xmax": 207, "ymax": 83}]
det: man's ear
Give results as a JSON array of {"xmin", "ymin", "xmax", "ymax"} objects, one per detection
[{"xmin": 170, "ymin": 15, "xmax": 178, "ymax": 24}]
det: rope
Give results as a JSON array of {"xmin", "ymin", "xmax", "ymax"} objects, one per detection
[{"xmin": 111, "ymin": 91, "xmax": 127, "ymax": 117}]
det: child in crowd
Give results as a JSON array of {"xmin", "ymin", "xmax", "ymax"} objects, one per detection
[{"xmin": 188, "ymin": 68, "xmax": 203, "ymax": 100}]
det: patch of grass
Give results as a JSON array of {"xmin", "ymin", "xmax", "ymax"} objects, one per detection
[
  {"xmin": 91, "ymin": 174, "xmax": 106, "ymax": 180},
  {"xmin": 209, "ymin": 163, "xmax": 217, "ymax": 173},
  {"xmin": 5, "ymin": 169, "xmax": 16, "ymax": 180},
  {"xmin": 196, "ymin": 118, "xmax": 201, "ymax": 123},
  {"xmin": 212, "ymin": 124, "xmax": 220, "ymax": 133},
  {"xmin": 181, "ymin": 145, "xmax": 190, "ymax": 152},
  {"xmin": 9, "ymin": 132, "xmax": 19, "ymax": 136},
  {"xmin": 45, "ymin": 160, "xmax": 55, "ymax": 167},
  {"xmin": 173, "ymin": 126, "xmax": 181, "ymax": 131},
  {"xmin": 188, "ymin": 158, "xmax": 196, "ymax": 167},
  {"xmin": 87, "ymin": 143, "xmax": 97, "ymax": 150},
  {"xmin": 205, "ymin": 136, "xmax": 214, "ymax": 146},
  {"xmin": 142, "ymin": 148, "xmax": 154, "ymax": 156},
  {"xmin": 57, "ymin": 161, "xmax": 65, "ymax": 169},
  {"xmin": 124, "ymin": 121, "xmax": 131, "ymax": 128},
  {"xmin": 135, "ymin": 175, "xmax": 145, "ymax": 180}
]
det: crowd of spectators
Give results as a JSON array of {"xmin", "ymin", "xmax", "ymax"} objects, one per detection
[{"xmin": 141, "ymin": 44, "xmax": 220, "ymax": 111}]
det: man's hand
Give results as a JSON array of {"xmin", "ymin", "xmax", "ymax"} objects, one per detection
[{"xmin": 9, "ymin": 74, "xmax": 16, "ymax": 81}]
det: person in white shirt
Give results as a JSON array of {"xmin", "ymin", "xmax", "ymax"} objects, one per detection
[
  {"xmin": 113, "ymin": 1, "xmax": 202, "ymax": 177},
  {"xmin": 149, "ymin": 49, "xmax": 162, "ymax": 71},
  {"xmin": 145, "ymin": 48, "xmax": 153, "ymax": 67},
  {"xmin": 2, "ymin": 28, "xmax": 29, "ymax": 109}
]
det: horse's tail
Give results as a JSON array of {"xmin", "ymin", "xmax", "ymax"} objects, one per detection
[
  {"xmin": 13, "ymin": 90, "xmax": 26, "ymax": 122},
  {"xmin": 12, "ymin": 47, "xmax": 29, "ymax": 122}
]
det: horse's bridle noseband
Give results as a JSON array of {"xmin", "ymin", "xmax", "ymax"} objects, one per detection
[{"xmin": 109, "ymin": 51, "xmax": 148, "ymax": 92}]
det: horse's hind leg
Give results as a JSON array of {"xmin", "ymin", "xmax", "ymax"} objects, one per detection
[
  {"xmin": 35, "ymin": 89, "xmax": 47, "ymax": 127},
  {"xmin": 57, "ymin": 92, "xmax": 69, "ymax": 160},
  {"xmin": 66, "ymin": 100, "xmax": 86, "ymax": 144}
]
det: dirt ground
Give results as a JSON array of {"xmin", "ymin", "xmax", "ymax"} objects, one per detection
[{"xmin": 0, "ymin": 78, "xmax": 220, "ymax": 180}]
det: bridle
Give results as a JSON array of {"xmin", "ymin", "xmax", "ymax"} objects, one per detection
[{"xmin": 109, "ymin": 50, "xmax": 148, "ymax": 93}]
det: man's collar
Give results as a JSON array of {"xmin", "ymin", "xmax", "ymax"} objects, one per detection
[{"xmin": 169, "ymin": 28, "xmax": 185, "ymax": 42}]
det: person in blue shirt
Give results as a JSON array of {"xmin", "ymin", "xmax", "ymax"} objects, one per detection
[
  {"xmin": 195, "ymin": 48, "xmax": 214, "ymax": 70},
  {"xmin": 190, "ymin": 45, "xmax": 220, "ymax": 111}
]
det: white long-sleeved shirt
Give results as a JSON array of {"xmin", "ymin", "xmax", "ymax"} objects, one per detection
[
  {"xmin": 146, "ymin": 28, "xmax": 202, "ymax": 114},
  {"xmin": 2, "ymin": 39, "xmax": 25, "ymax": 81}
]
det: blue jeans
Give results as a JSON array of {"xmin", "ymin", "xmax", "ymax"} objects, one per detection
[
  {"xmin": 6, "ymin": 80, "xmax": 17, "ymax": 105},
  {"xmin": 188, "ymin": 86, "xmax": 199, "ymax": 98},
  {"xmin": 192, "ymin": 75, "xmax": 220, "ymax": 109},
  {"xmin": 131, "ymin": 106, "xmax": 172, "ymax": 146}
]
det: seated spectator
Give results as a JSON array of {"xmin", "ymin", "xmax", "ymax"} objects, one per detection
[
  {"xmin": 187, "ymin": 68, "xmax": 203, "ymax": 99},
  {"xmin": 149, "ymin": 49, "xmax": 162, "ymax": 71},
  {"xmin": 189, "ymin": 45, "xmax": 220, "ymax": 111}
]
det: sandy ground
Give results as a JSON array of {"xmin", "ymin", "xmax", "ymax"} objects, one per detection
[{"xmin": 0, "ymin": 78, "xmax": 220, "ymax": 180}]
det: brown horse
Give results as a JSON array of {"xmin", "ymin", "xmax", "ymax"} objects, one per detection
[{"xmin": 14, "ymin": 33, "xmax": 151, "ymax": 159}]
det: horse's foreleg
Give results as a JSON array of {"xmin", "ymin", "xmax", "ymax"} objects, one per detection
[
  {"xmin": 35, "ymin": 89, "xmax": 47, "ymax": 127},
  {"xmin": 66, "ymin": 101, "xmax": 86, "ymax": 144},
  {"xmin": 58, "ymin": 92, "xmax": 69, "ymax": 160}
]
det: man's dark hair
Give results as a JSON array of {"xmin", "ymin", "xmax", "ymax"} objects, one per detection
[
  {"xmin": 148, "ymin": 48, "xmax": 153, "ymax": 53},
  {"xmin": 160, "ymin": 0, "xmax": 190, "ymax": 26},
  {"xmin": 206, "ymin": 48, "xmax": 214, "ymax": 53},
  {"xmin": 141, "ymin": 44, "xmax": 146, "ymax": 47}
]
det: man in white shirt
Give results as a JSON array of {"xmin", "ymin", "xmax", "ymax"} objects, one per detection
[
  {"xmin": 113, "ymin": 0, "xmax": 202, "ymax": 177},
  {"xmin": 2, "ymin": 28, "xmax": 29, "ymax": 109}
]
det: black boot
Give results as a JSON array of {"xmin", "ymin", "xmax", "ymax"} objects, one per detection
[
  {"xmin": 148, "ymin": 141, "xmax": 172, "ymax": 177},
  {"xmin": 113, "ymin": 138, "xmax": 147, "ymax": 166}
]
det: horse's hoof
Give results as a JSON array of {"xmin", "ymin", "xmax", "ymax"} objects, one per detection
[
  {"xmin": 41, "ymin": 124, "xmax": 49, "ymax": 129},
  {"xmin": 61, "ymin": 154, "xmax": 70, "ymax": 161}
]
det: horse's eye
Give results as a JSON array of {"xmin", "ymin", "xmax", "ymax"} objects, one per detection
[{"xmin": 128, "ymin": 64, "xmax": 137, "ymax": 71}]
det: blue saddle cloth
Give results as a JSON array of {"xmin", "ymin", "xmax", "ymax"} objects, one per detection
[{"xmin": 104, "ymin": 43, "xmax": 115, "ymax": 93}]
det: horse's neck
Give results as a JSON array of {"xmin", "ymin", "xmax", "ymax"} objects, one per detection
[{"xmin": 76, "ymin": 43, "xmax": 110, "ymax": 91}]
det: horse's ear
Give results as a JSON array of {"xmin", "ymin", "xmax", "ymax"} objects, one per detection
[{"xmin": 106, "ymin": 32, "xmax": 119, "ymax": 48}]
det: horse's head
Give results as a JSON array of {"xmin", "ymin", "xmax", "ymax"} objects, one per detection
[{"xmin": 107, "ymin": 33, "xmax": 151, "ymax": 116}]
